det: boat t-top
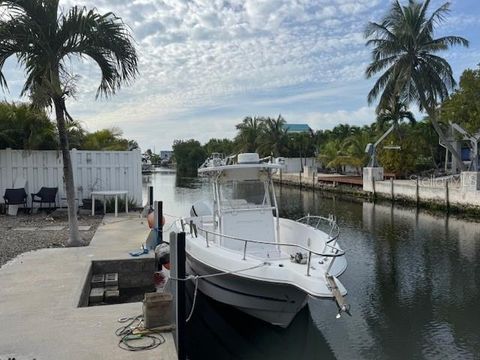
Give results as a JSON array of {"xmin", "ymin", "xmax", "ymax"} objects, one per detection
[{"xmin": 176, "ymin": 153, "xmax": 349, "ymax": 327}]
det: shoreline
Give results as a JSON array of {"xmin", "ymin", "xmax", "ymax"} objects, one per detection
[{"xmin": 273, "ymin": 175, "xmax": 480, "ymax": 220}]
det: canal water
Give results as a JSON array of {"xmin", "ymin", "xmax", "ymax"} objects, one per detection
[{"xmin": 144, "ymin": 171, "xmax": 480, "ymax": 360}]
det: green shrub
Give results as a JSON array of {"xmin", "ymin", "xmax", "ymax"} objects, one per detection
[{"xmin": 105, "ymin": 197, "xmax": 137, "ymax": 213}]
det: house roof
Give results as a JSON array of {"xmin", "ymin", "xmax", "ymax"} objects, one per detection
[{"xmin": 283, "ymin": 123, "xmax": 312, "ymax": 133}]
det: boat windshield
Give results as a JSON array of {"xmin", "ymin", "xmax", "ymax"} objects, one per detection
[{"xmin": 220, "ymin": 180, "xmax": 271, "ymax": 210}]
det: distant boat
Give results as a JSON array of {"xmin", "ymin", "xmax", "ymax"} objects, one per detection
[
  {"xmin": 142, "ymin": 159, "xmax": 154, "ymax": 174},
  {"xmin": 176, "ymin": 153, "xmax": 349, "ymax": 327}
]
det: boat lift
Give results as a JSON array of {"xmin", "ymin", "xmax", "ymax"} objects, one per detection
[{"xmin": 365, "ymin": 124, "xmax": 401, "ymax": 167}]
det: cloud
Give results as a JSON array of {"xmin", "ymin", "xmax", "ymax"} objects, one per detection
[{"xmin": 1, "ymin": 0, "xmax": 477, "ymax": 151}]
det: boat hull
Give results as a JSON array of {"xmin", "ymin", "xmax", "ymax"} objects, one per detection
[{"xmin": 187, "ymin": 254, "xmax": 308, "ymax": 328}]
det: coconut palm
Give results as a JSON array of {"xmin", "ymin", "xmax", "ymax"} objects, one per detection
[
  {"xmin": 376, "ymin": 96, "xmax": 416, "ymax": 131},
  {"xmin": 365, "ymin": 0, "xmax": 468, "ymax": 170},
  {"xmin": 234, "ymin": 116, "xmax": 265, "ymax": 153},
  {"xmin": 258, "ymin": 115, "xmax": 288, "ymax": 157},
  {"xmin": 0, "ymin": 1, "xmax": 138, "ymax": 246},
  {"xmin": 341, "ymin": 130, "xmax": 373, "ymax": 173}
]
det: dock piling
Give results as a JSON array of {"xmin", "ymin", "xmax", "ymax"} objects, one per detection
[
  {"xmin": 153, "ymin": 201, "xmax": 163, "ymax": 247},
  {"xmin": 148, "ymin": 185, "xmax": 154, "ymax": 208},
  {"xmin": 171, "ymin": 231, "xmax": 187, "ymax": 360}
]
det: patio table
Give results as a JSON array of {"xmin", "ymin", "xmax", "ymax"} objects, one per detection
[{"xmin": 91, "ymin": 190, "xmax": 128, "ymax": 217}]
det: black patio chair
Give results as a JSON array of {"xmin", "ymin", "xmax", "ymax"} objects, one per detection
[
  {"xmin": 31, "ymin": 187, "xmax": 58, "ymax": 212},
  {"xmin": 3, "ymin": 188, "xmax": 28, "ymax": 213}
]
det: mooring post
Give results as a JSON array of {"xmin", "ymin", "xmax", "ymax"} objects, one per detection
[
  {"xmin": 153, "ymin": 201, "xmax": 163, "ymax": 247},
  {"xmin": 445, "ymin": 181, "xmax": 450, "ymax": 211},
  {"xmin": 171, "ymin": 231, "xmax": 187, "ymax": 360},
  {"xmin": 148, "ymin": 186, "xmax": 154, "ymax": 208},
  {"xmin": 416, "ymin": 178, "xmax": 419, "ymax": 207},
  {"xmin": 390, "ymin": 178, "xmax": 394, "ymax": 201},
  {"xmin": 372, "ymin": 177, "xmax": 376, "ymax": 202}
]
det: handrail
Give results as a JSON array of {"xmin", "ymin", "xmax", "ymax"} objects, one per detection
[
  {"xmin": 296, "ymin": 215, "xmax": 340, "ymax": 243},
  {"xmin": 186, "ymin": 217, "xmax": 345, "ymax": 277},
  {"xmin": 221, "ymin": 206, "xmax": 276, "ymax": 214}
]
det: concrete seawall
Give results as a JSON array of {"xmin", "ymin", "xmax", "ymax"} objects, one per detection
[{"xmin": 273, "ymin": 172, "xmax": 480, "ymax": 214}]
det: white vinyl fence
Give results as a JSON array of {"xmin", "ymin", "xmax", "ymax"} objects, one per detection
[{"xmin": 0, "ymin": 148, "xmax": 142, "ymax": 207}]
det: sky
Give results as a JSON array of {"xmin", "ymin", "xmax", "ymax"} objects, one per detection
[{"xmin": 1, "ymin": 0, "xmax": 479, "ymax": 151}]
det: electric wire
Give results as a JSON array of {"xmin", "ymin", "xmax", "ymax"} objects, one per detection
[{"xmin": 115, "ymin": 315, "xmax": 166, "ymax": 352}]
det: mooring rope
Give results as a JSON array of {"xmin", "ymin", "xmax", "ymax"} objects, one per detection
[{"xmin": 168, "ymin": 261, "xmax": 269, "ymax": 322}]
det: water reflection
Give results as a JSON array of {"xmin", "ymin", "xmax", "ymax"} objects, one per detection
[
  {"xmin": 186, "ymin": 282, "xmax": 335, "ymax": 360},
  {"xmin": 145, "ymin": 173, "xmax": 480, "ymax": 359}
]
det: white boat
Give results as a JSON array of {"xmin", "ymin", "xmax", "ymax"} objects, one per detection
[
  {"xmin": 142, "ymin": 159, "xmax": 154, "ymax": 174},
  {"xmin": 176, "ymin": 153, "xmax": 349, "ymax": 327}
]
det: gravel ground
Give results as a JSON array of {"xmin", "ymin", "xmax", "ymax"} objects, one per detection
[{"xmin": 0, "ymin": 210, "xmax": 103, "ymax": 268}]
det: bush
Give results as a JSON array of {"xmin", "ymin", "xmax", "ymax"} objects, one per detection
[{"xmin": 105, "ymin": 197, "xmax": 138, "ymax": 213}]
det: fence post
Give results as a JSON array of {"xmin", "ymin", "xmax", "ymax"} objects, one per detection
[
  {"xmin": 372, "ymin": 177, "xmax": 376, "ymax": 202},
  {"xmin": 299, "ymin": 171, "xmax": 302, "ymax": 189}
]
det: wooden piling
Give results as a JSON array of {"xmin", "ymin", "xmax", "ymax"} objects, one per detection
[
  {"xmin": 153, "ymin": 201, "xmax": 163, "ymax": 247},
  {"xmin": 372, "ymin": 177, "xmax": 376, "ymax": 202},
  {"xmin": 415, "ymin": 178, "xmax": 419, "ymax": 206},
  {"xmin": 171, "ymin": 231, "xmax": 187, "ymax": 360},
  {"xmin": 148, "ymin": 186, "xmax": 154, "ymax": 208},
  {"xmin": 390, "ymin": 178, "xmax": 394, "ymax": 201},
  {"xmin": 445, "ymin": 181, "xmax": 450, "ymax": 211}
]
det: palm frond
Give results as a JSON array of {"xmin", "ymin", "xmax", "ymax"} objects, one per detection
[{"xmin": 57, "ymin": 6, "xmax": 138, "ymax": 98}]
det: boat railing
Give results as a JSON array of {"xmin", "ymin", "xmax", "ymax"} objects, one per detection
[
  {"xmin": 220, "ymin": 205, "xmax": 276, "ymax": 214},
  {"xmin": 185, "ymin": 217, "xmax": 344, "ymax": 277},
  {"xmin": 296, "ymin": 215, "xmax": 340, "ymax": 244}
]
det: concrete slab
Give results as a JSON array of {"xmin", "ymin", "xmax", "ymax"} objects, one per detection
[
  {"xmin": 0, "ymin": 213, "xmax": 177, "ymax": 360},
  {"xmin": 41, "ymin": 225, "xmax": 65, "ymax": 231},
  {"xmin": 13, "ymin": 227, "xmax": 37, "ymax": 231},
  {"xmin": 78, "ymin": 225, "xmax": 91, "ymax": 231}
]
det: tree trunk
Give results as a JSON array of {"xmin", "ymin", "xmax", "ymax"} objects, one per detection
[{"xmin": 53, "ymin": 97, "xmax": 83, "ymax": 247}]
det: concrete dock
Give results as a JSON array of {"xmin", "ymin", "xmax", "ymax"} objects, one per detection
[{"xmin": 0, "ymin": 214, "xmax": 177, "ymax": 359}]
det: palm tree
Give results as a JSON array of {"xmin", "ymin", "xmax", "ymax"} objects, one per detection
[
  {"xmin": 234, "ymin": 116, "xmax": 265, "ymax": 153},
  {"xmin": 376, "ymin": 96, "xmax": 416, "ymax": 132},
  {"xmin": 342, "ymin": 130, "xmax": 373, "ymax": 173},
  {"xmin": 0, "ymin": 1, "xmax": 138, "ymax": 246},
  {"xmin": 365, "ymin": 0, "xmax": 468, "ymax": 170},
  {"xmin": 317, "ymin": 139, "xmax": 343, "ymax": 172},
  {"xmin": 258, "ymin": 115, "xmax": 288, "ymax": 157},
  {"xmin": 0, "ymin": 102, "xmax": 57, "ymax": 149}
]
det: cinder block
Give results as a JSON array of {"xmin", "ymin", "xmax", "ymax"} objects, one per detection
[
  {"xmin": 105, "ymin": 285, "xmax": 118, "ymax": 292},
  {"xmin": 91, "ymin": 274, "xmax": 105, "ymax": 288},
  {"xmin": 89, "ymin": 288, "xmax": 104, "ymax": 304},
  {"xmin": 105, "ymin": 273, "xmax": 118, "ymax": 287},
  {"xmin": 105, "ymin": 289, "xmax": 120, "ymax": 303}
]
